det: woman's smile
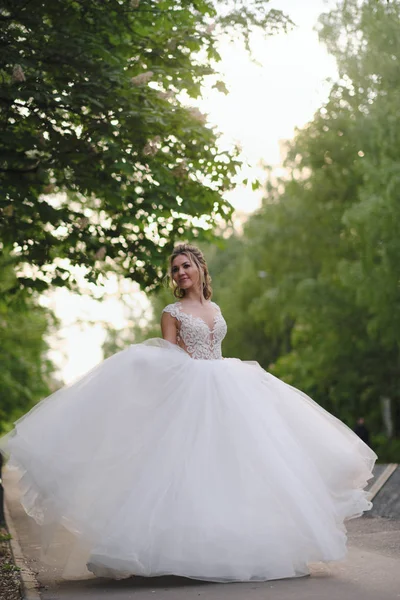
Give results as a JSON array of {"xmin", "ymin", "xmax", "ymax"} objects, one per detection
[{"xmin": 171, "ymin": 253, "xmax": 201, "ymax": 294}]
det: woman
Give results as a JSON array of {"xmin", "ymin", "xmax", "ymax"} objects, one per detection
[{"xmin": 1, "ymin": 243, "xmax": 376, "ymax": 582}]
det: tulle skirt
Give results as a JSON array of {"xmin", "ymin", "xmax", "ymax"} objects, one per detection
[{"xmin": 1, "ymin": 339, "xmax": 376, "ymax": 582}]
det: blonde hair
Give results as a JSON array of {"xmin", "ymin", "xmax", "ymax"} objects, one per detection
[{"xmin": 168, "ymin": 243, "xmax": 212, "ymax": 300}]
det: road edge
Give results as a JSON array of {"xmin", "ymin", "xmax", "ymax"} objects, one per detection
[
  {"xmin": 4, "ymin": 496, "xmax": 41, "ymax": 600},
  {"xmin": 368, "ymin": 463, "xmax": 398, "ymax": 501}
]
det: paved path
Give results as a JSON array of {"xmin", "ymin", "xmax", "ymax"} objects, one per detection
[{"xmin": 4, "ymin": 467, "xmax": 400, "ymax": 600}]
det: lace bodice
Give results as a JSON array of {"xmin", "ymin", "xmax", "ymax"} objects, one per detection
[{"xmin": 162, "ymin": 301, "xmax": 227, "ymax": 360}]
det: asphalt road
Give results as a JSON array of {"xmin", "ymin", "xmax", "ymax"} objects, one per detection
[{"xmin": 4, "ymin": 467, "xmax": 400, "ymax": 600}]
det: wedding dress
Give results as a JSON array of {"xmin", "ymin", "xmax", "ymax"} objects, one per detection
[{"xmin": 1, "ymin": 301, "xmax": 376, "ymax": 582}]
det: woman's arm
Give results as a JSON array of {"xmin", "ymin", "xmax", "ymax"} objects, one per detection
[{"xmin": 161, "ymin": 311, "xmax": 178, "ymax": 344}]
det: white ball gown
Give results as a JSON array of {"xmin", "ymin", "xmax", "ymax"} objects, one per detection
[{"xmin": 1, "ymin": 301, "xmax": 376, "ymax": 582}]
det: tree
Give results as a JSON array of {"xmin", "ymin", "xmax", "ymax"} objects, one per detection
[
  {"xmin": 0, "ymin": 0, "xmax": 291, "ymax": 293},
  {"xmin": 175, "ymin": 0, "xmax": 400, "ymax": 457},
  {"xmin": 317, "ymin": 0, "xmax": 400, "ymax": 437},
  {"xmin": 0, "ymin": 252, "xmax": 57, "ymax": 432},
  {"xmin": 102, "ymin": 285, "xmax": 172, "ymax": 357}
]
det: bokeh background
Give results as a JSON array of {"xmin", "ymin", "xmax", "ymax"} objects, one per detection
[{"xmin": 1, "ymin": 0, "xmax": 399, "ymax": 460}]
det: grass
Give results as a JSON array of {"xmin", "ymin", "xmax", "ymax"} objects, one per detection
[{"xmin": 1, "ymin": 563, "xmax": 20, "ymax": 572}]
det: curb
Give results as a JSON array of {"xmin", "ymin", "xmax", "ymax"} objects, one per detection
[
  {"xmin": 4, "ymin": 497, "xmax": 41, "ymax": 600},
  {"xmin": 368, "ymin": 463, "xmax": 398, "ymax": 501}
]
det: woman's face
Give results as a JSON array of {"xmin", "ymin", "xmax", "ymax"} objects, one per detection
[{"xmin": 171, "ymin": 253, "xmax": 200, "ymax": 292}]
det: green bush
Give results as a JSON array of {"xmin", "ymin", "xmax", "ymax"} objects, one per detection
[{"xmin": 372, "ymin": 435, "xmax": 400, "ymax": 463}]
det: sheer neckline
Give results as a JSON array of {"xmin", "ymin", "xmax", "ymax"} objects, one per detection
[
  {"xmin": 176, "ymin": 301, "xmax": 219, "ymax": 333},
  {"xmin": 162, "ymin": 302, "xmax": 227, "ymax": 360}
]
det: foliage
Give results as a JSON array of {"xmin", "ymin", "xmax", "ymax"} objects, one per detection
[
  {"xmin": 103, "ymin": 0, "xmax": 399, "ymax": 461},
  {"xmin": 0, "ymin": 251, "xmax": 57, "ymax": 432},
  {"xmin": 206, "ymin": 235, "xmax": 294, "ymax": 368},
  {"xmin": 371, "ymin": 434, "xmax": 400, "ymax": 463},
  {"xmin": 0, "ymin": 0, "xmax": 291, "ymax": 293},
  {"xmin": 102, "ymin": 286, "xmax": 171, "ymax": 357},
  {"xmin": 157, "ymin": 0, "xmax": 400, "ymax": 458}
]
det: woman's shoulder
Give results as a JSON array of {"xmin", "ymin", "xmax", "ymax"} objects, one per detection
[
  {"xmin": 210, "ymin": 300, "xmax": 221, "ymax": 312},
  {"xmin": 162, "ymin": 302, "xmax": 181, "ymax": 318}
]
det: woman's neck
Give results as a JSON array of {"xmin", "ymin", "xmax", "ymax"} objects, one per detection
[{"xmin": 182, "ymin": 287, "xmax": 204, "ymax": 304}]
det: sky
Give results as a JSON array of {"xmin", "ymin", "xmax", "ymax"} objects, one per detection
[
  {"xmin": 200, "ymin": 0, "xmax": 338, "ymax": 214},
  {"xmin": 44, "ymin": 0, "xmax": 339, "ymax": 384}
]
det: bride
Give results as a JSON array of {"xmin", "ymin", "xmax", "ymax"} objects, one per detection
[{"xmin": 1, "ymin": 243, "xmax": 376, "ymax": 582}]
